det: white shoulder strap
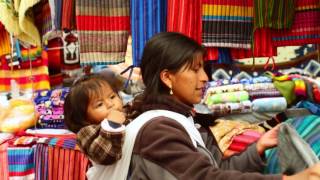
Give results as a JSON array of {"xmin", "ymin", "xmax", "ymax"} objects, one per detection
[{"xmin": 87, "ymin": 110, "xmax": 205, "ymax": 180}]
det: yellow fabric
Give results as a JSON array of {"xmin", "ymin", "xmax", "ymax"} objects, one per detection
[
  {"xmin": 210, "ymin": 120, "xmax": 265, "ymax": 152},
  {"xmin": 0, "ymin": 0, "xmax": 41, "ymax": 46},
  {"xmin": 0, "ymin": 29, "xmax": 11, "ymax": 57},
  {"xmin": 0, "ymin": 99, "xmax": 37, "ymax": 133},
  {"xmin": 203, "ymin": 5, "xmax": 253, "ymax": 17}
]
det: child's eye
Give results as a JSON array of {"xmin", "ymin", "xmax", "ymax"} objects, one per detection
[
  {"xmin": 94, "ymin": 101, "xmax": 104, "ymax": 108},
  {"xmin": 110, "ymin": 95, "xmax": 116, "ymax": 99}
]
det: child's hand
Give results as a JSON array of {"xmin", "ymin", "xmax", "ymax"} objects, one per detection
[{"xmin": 107, "ymin": 109, "xmax": 126, "ymax": 124}]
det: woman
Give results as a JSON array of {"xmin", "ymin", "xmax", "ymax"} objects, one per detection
[{"xmin": 88, "ymin": 32, "xmax": 320, "ymax": 180}]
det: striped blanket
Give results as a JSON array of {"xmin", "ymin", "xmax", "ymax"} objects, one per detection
[
  {"xmin": 76, "ymin": 0, "xmax": 130, "ymax": 66},
  {"xmin": 265, "ymin": 115, "xmax": 320, "ymax": 174},
  {"xmin": 272, "ymin": 0, "xmax": 320, "ymax": 46},
  {"xmin": 202, "ymin": 0, "xmax": 254, "ymax": 49}
]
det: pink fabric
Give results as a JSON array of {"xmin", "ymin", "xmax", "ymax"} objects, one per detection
[{"xmin": 0, "ymin": 143, "xmax": 9, "ymax": 180}]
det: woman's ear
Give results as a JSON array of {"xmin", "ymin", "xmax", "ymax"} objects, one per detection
[{"xmin": 160, "ymin": 69, "xmax": 173, "ymax": 89}]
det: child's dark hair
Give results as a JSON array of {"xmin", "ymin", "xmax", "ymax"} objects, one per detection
[{"xmin": 64, "ymin": 74, "xmax": 120, "ymax": 133}]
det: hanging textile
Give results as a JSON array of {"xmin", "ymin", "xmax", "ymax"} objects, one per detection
[
  {"xmin": 0, "ymin": 0, "xmax": 41, "ymax": 46},
  {"xmin": 0, "ymin": 51, "xmax": 50, "ymax": 92},
  {"xmin": 0, "ymin": 23, "xmax": 10, "ymax": 58},
  {"xmin": 202, "ymin": 0, "xmax": 254, "ymax": 49},
  {"xmin": 231, "ymin": 28, "xmax": 277, "ymax": 59},
  {"xmin": 167, "ymin": 0, "xmax": 202, "ymax": 43},
  {"xmin": 254, "ymin": 0, "xmax": 296, "ymax": 29},
  {"xmin": 61, "ymin": 0, "xmax": 76, "ymax": 30},
  {"xmin": 8, "ymin": 146, "xmax": 36, "ymax": 179},
  {"xmin": 0, "ymin": 143, "xmax": 9, "ymax": 180},
  {"xmin": 272, "ymin": 0, "xmax": 320, "ymax": 47},
  {"xmin": 76, "ymin": 0, "xmax": 130, "ymax": 66},
  {"xmin": 131, "ymin": 0, "xmax": 167, "ymax": 67}
]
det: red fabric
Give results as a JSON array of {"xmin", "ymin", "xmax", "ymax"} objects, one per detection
[
  {"xmin": 167, "ymin": 0, "xmax": 202, "ymax": 43},
  {"xmin": 202, "ymin": 0, "xmax": 253, "ymax": 6},
  {"xmin": 0, "ymin": 143, "xmax": 9, "ymax": 180},
  {"xmin": 314, "ymin": 86, "xmax": 320, "ymax": 103},
  {"xmin": 206, "ymin": 47, "xmax": 219, "ymax": 61},
  {"xmin": 76, "ymin": 16, "xmax": 130, "ymax": 31},
  {"xmin": 231, "ymin": 28, "xmax": 277, "ymax": 59}
]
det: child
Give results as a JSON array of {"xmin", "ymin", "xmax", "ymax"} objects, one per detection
[{"xmin": 64, "ymin": 73, "xmax": 128, "ymax": 165}]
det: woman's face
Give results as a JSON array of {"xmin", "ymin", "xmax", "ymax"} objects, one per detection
[{"xmin": 169, "ymin": 54, "xmax": 208, "ymax": 105}]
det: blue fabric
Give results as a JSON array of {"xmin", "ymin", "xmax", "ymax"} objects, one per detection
[
  {"xmin": 297, "ymin": 101, "xmax": 320, "ymax": 116},
  {"xmin": 130, "ymin": 0, "xmax": 167, "ymax": 67},
  {"xmin": 264, "ymin": 115, "xmax": 320, "ymax": 174}
]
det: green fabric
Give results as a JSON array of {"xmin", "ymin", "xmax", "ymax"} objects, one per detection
[
  {"xmin": 273, "ymin": 81, "xmax": 296, "ymax": 106},
  {"xmin": 254, "ymin": 0, "xmax": 296, "ymax": 29},
  {"xmin": 206, "ymin": 91, "xmax": 249, "ymax": 106}
]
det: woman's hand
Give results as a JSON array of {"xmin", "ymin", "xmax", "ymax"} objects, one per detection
[
  {"xmin": 284, "ymin": 163, "xmax": 320, "ymax": 180},
  {"xmin": 256, "ymin": 124, "xmax": 280, "ymax": 155}
]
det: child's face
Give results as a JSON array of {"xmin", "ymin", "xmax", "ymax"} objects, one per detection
[{"xmin": 86, "ymin": 84, "xmax": 123, "ymax": 124}]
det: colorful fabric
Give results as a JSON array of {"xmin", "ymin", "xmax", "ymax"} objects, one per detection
[
  {"xmin": 265, "ymin": 115, "xmax": 320, "ymax": 174},
  {"xmin": 47, "ymin": 145, "xmax": 89, "ymax": 180},
  {"xmin": 254, "ymin": 0, "xmax": 295, "ymax": 29},
  {"xmin": 226, "ymin": 130, "xmax": 262, "ymax": 156},
  {"xmin": 33, "ymin": 0, "xmax": 54, "ymax": 41},
  {"xmin": 210, "ymin": 119, "xmax": 265, "ymax": 152},
  {"xmin": 34, "ymin": 144, "xmax": 48, "ymax": 180},
  {"xmin": 0, "ymin": 143, "xmax": 9, "ymax": 180},
  {"xmin": 252, "ymin": 97, "xmax": 287, "ymax": 112},
  {"xmin": 167, "ymin": 0, "xmax": 202, "ymax": 43},
  {"xmin": 208, "ymin": 100, "xmax": 252, "ymax": 116},
  {"xmin": 0, "ymin": 133, "xmax": 14, "ymax": 145},
  {"xmin": 75, "ymin": 0, "xmax": 130, "ymax": 66},
  {"xmin": 131, "ymin": 0, "xmax": 167, "ymax": 67},
  {"xmin": 205, "ymin": 84, "xmax": 244, "ymax": 95},
  {"xmin": 293, "ymin": 78, "xmax": 307, "ymax": 98},
  {"xmin": 202, "ymin": 0, "xmax": 254, "ymax": 49},
  {"xmin": 8, "ymin": 146, "xmax": 35, "ymax": 179},
  {"xmin": 297, "ymin": 101, "xmax": 320, "ymax": 116},
  {"xmin": 0, "ymin": 55, "xmax": 50, "ymax": 92},
  {"xmin": 205, "ymin": 91, "xmax": 250, "ymax": 106},
  {"xmin": 277, "ymin": 123, "xmax": 319, "ymax": 175},
  {"xmin": 0, "ymin": 23, "xmax": 10, "ymax": 57},
  {"xmin": 272, "ymin": 0, "xmax": 320, "ymax": 46},
  {"xmin": 248, "ymin": 88, "xmax": 282, "ymax": 100},
  {"xmin": 244, "ymin": 83, "xmax": 275, "ymax": 91}
]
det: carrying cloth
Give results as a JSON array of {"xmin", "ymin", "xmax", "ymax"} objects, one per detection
[{"xmin": 86, "ymin": 110, "xmax": 206, "ymax": 180}]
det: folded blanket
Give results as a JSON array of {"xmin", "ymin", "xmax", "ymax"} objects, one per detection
[
  {"xmin": 252, "ymin": 97, "xmax": 287, "ymax": 112},
  {"xmin": 205, "ymin": 91, "xmax": 249, "ymax": 106}
]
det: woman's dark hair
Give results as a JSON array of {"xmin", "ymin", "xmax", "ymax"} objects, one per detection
[
  {"xmin": 64, "ymin": 74, "xmax": 120, "ymax": 133},
  {"xmin": 127, "ymin": 32, "xmax": 206, "ymax": 118}
]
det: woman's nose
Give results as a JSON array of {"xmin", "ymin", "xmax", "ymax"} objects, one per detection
[{"xmin": 199, "ymin": 68, "xmax": 209, "ymax": 83}]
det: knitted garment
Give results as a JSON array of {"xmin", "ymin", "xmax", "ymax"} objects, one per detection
[
  {"xmin": 202, "ymin": 0, "xmax": 254, "ymax": 49},
  {"xmin": 167, "ymin": 0, "xmax": 202, "ymax": 43},
  {"xmin": 252, "ymin": 97, "xmax": 287, "ymax": 112},
  {"xmin": 272, "ymin": 0, "xmax": 320, "ymax": 46},
  {"xmin": 254, "ymin": 0, "xmax": 295, "ymax": 29},
  {"xmin": 76, "ymin": 0, "xmax": 130, "ymax": 66},
  {"xmin": 0, "ymin": 0, "xmax": 41, "ymax": 46},
  {"xmin": 131, "ymin": 0, "xmax": 167, "ymax": 67},
  {"xmin": 61, "ymin": 0, "xmax": 76, "ymax": 30}
]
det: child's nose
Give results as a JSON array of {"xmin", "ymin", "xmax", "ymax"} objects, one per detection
[{"xmin": 105, "ymin": 100, "xmax": 113, "ymax": 108}]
